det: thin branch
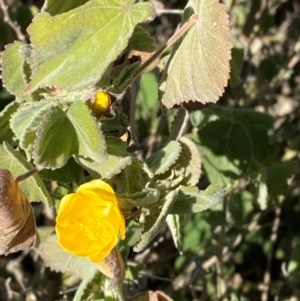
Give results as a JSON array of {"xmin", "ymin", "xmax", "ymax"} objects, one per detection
[
  {"xmin": 261, "ymin": 206, "xmax": 281, "ymax": 301},
  {"xmin": 156, "ymin": 9, "xmax": 184, "ymax": 15},
  {"xmin": 14, "ymin": 166, "xmax": 43, "ymax": 183},
  {"xmin": 130, "ymin": 13, "xmax": 198, "ymax": 83},
  {"xmin": 0, "ymin": 0, "xmax": 26, "ymax": 42}
]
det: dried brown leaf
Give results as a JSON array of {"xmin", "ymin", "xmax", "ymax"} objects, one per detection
[{"xmin": 0, "ymin": 169, "xmax": 38, "ymax": 255}]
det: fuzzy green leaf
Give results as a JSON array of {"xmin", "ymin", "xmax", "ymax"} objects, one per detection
[
  {"xmin": 133, "ymin": 190, "xmax": 177, "ymax": 252},
  {"xmin": 10, "ymin": 100, "xmax": 55, "ymax": 160},
  {"xmin": 40, "ymin": 157, "xmax": 83, "ymax": 184},
  {"xmin": 33, "ymin": 100, "xmax": 106, "ymax": 169},
  {"xmin": 1, "ymin": 42, "xmax": 30, "ymax": 99},
  {"xmin": 128, "ymin": 25, "xmax": 156, "ymax": 52},
  {"xmin": 166, "ymin": 214, "xmax": 184, "ymax": 254},
  {"xmin": 146, "ymin": 140, "xmax": 182, "ymax": 175},
  {"xmin": 0, "ymin": 142, "xmax": 51, "ymax": 204},
  {"xmin": 67, "ymin": 100, "xmax": 107, "ymax": 162},
  {"xmin": 160, "ymin": 0, "xmax": 231, "ymax": 109},
  {"xmin": 0, "ymin": 101, "xmax": 20, "ymax": 143},
  {"xmin": 25, "ymin": 0, "xmax": 154, "ymax": 93},
  {"xmin": 33, "ymin": 106, "xmax": 77, "ymax": 169},
  {"xmin": 177, "ymin": 137, "xmax": 201, "ymax": 186},
  {"xmin": 42, "ymin": 0, "xmax": 89, "ymax": 15},
  {"xmin": 40, "ymin": 235, "xmax": 97, "ymax": 279},
  {"xmin": 112, "ymin": 61, "xmax": 141, "ymax": 94},
  {"xmin": 75, "ymin": 138, "xmax": 132, "ymax": 179},
  {"xmin": 117, "ymin": 187, "xmax": 161, "ymax": 209},
  {"xmin": 170, "ymin": 185, "xmax": 225, "ymax": 214}
]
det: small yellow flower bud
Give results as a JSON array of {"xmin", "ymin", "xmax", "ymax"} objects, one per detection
[{"xmin": 92, "ymin": 91, "xmax": 111, "ymax": 114}]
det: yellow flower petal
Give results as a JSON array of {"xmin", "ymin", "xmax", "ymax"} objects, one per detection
[{"xmin": 55, "ymin": 179, "xmax": 125, "ymax": 263}]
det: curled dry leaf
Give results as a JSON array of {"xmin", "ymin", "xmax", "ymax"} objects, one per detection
[
  {"xmin": 0, "ymin": 168, "xmax": 38, "ymax": 255},
  {"xmin": 95, "ymin": 247, "xmax": 125, "ymax": 289}
]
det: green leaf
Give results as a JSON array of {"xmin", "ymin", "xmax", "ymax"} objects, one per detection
[
  {"xmin": 160, "ymin": 0, "xmax": 231, "ymax": 109},
  {"xmin": 25, "ymin": 0, "xmax": 155, "ymax": 93},
  {"xmin": 111, "ymin": 61, "xmax": 141, "ymax": 94},
  {"xmin": 166, "ymin": 214, "xmax": 183, "ymax": 254},
  {"xmin": 33, "ymin": 106, "xmax": 76, "ymax": 169},
  {"xmin": 73, "ymin": 271, "xmax": 104, "ymax": 301},
  {"xmin": 120, "ymin": 220, "xmax": 143, "ymax": 248},
  {"xmin": 100, "ymin": 104, "xmax": 128, "ymax": 137},
  {"xmin": 40, "ymin": 157, "xmax": 83, "ymax": 184},
  {"xmin": 248, "ymin": 125, "xmax": 269, "ymax": 163},
  {"xmin": 170, "ymin": 185, "xmax": 225, "ymax": 215},
  {"xmin": 10, "ymin": 100, "xmax": 55, "ymax": 160},
  {"xmin": 33, "ymin": 100, "xmax": 107, "ymax": 169},
  {"xmin": 177, "ymin": 137, "xmax": 201, "ymax": 186},
  {"xmin": 190, "ymin": 106, "xmax": 274, "ymax": 129},
  {"xmin": 128, "ymin": 25, "xmax": 156, "ymax": 52},
  {"xmin": 0, "ymin": 142, "xmax": 51, "ymax": 204},
  {"xmin": 42, "ymin": 0, "xmax": 89, "ymax": 15},
  {"xmin": 1, "ymin": 42, "xmax": 30, "ymax": 99},
  {"xmin": 133, "ymin": 190, "xmax": 177, "ymax": 252},
  {"xmin": 117, "ymin": 187, "xmax": 161, "ymax": 209},
  {"xmin": 40, "ymin": 235, "xmax": 97, "ymax": 279},
  {"xmin": 267, "ymin": 162, "xmax": 298, "ymax": 198},
  {"xmin": 0, "ymin": 101, "xmax": 20, "ymax": 143},
  {"xmin": 67, "ymin": 100, "xmax": 107, "ymax": 162},
  {"xmin": 196, "ymin": 119, "xmax": 253, "ymax": 184},
  {"xmin": 146, "ymin": 140, "xmax": 182, "ymax": 175},
  {"xmin": 75, "ymin": 137, "xmax": 132, "ymax": 179}
]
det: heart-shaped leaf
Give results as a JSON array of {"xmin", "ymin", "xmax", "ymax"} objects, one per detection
[
  {"xmin": 33, "ymin": 100, "xmax": 107, "ymax": 169},
  {"xmin": 25, "ymin": 0, "xmax": 154, "ymax": 93},
  {"xmin": 160, "ymin": 0, "xmax": 231, "ymax": 109}
]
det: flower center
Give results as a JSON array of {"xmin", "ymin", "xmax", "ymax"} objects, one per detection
[{"xmin": 75, "ymin": 208, "xmax": 113, "ymax": 242}]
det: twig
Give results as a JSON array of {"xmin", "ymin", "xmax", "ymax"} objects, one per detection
[
  {"xmin": 261, "ymin": 206, "xmax": 281, "ymax": 301},
  {"xmin": 130, "ymin": 13, "xmax": 198, "ymax": 83},
  {"xmin": 14, "ymin": 166, "xmax": 43, "ymax": 183},
  {"xmin": 0, "ymin": 0, "xmax": 26, "ymax": 42},
  {"xmin": 216, "ymin": 198, "xmax": 228, "ymax": 301},
  {"xmin": 156, "ymin": 9, "xmax": 184, "ymax": 15}
]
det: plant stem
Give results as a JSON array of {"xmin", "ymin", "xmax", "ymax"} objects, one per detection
[
  {"xmin": 261, "ymin": 206, "xmax": 281, "ymax": 301},
  {"xmin": 130, "ymin": 13, "xmax": 199, "ymax": 83},
  {"xmin": 14, "ymin": 167, "xmax": 43, "ymax": 183}
]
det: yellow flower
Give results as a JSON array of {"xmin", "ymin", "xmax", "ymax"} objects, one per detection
[
  {"xmin": 92, "ymin": 91, "xmax": 111, "ymax": 114},
  {"xmin": 55, "ymin": 180, "xmax": 125, "ymax": 263}
]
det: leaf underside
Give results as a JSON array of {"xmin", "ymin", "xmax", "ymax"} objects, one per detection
[{"xmin": 160, "ymin": 0, "xmax": 232, "ymax": 109}]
